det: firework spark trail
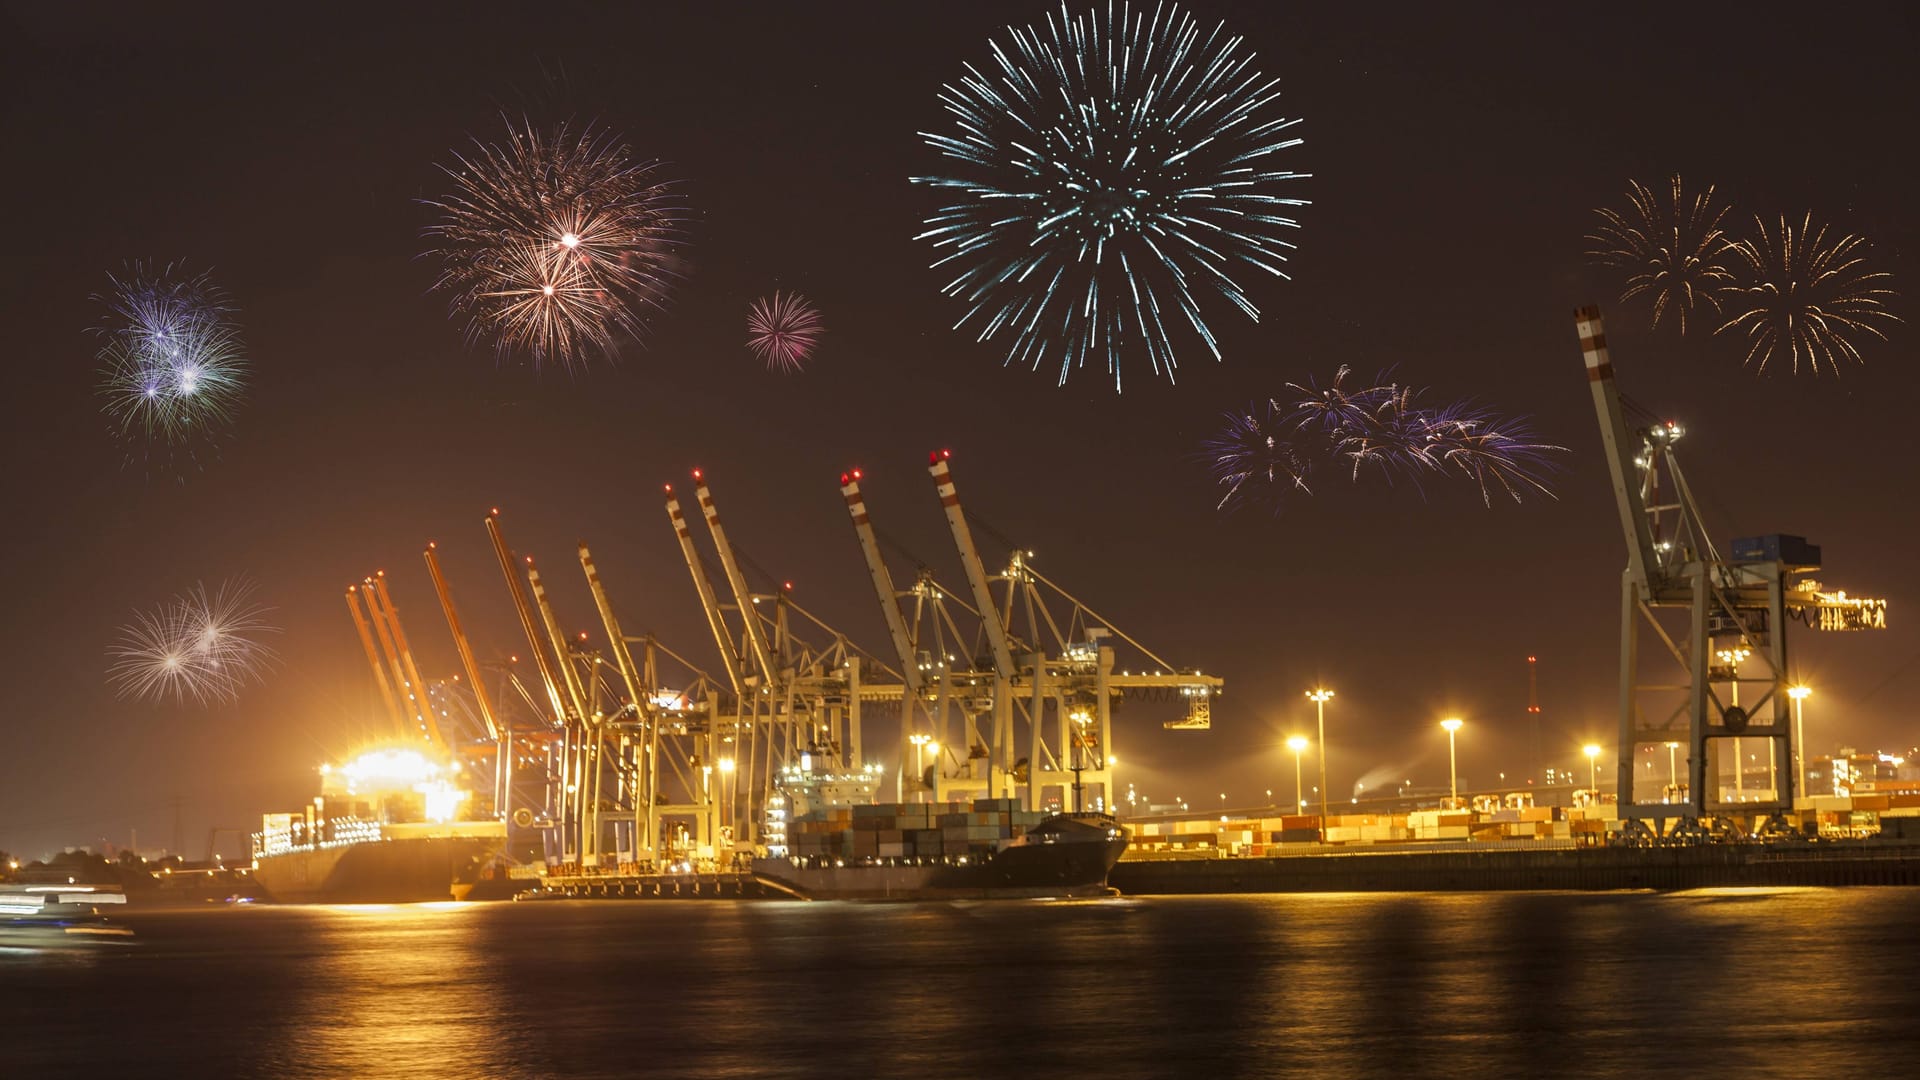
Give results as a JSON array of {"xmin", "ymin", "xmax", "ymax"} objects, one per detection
[
  {"xmin": 108, "ymin": 580, "xmax": 277, "ymax": 705},
  {"xmin": 1208, "ymin": 369, "xmax": 1564, "ymax": 512},
  {"xmin": 1716, "ymin": 212, "xmax": 1901, "ymax": 376},
  {"xmin": 1586, "ymin": 176, "xmax": 1735, "ymax": 335},
  {"xmin": 93, "ymin": 266, "xmax": 247, "ymax": 445},
  {"xmin": 913, "ymin": 1, "xmax": 1308, "ymax": 392},
  {"xmin": 747, "ymin": 291, "xmax": 824, "ymax": 373},
  {"xmin": 423, "ymin": 116, "xmax": 687, "ymax": 372}
]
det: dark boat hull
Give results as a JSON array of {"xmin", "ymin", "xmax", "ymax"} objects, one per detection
[
  {"xmin": 759, "ymin": 815, "xmax": 1130, "ymax": 900},
  {"xmin": 251, "ymin": 836, "xmax": 499, "ymax": 904}
]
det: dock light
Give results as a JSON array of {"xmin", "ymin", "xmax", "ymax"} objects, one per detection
[
  {"xmin": 1440, "ymin": 718, "xmax": 1463, "ymax": 806},
  {"xmin": 1306, "ymin": 689, "xmax": 1334, "ymax": 839},
  {"xmin": 1665, "ymin": 742, "xmax": 1681, "ymax": 801},
  {"xmin": 1286, "ymin": 735, "xmax": 1310, "ymax": 812},
  {"xmin": 1583, "ymin": 744, "xmax": 1602, "ymax": 793}
]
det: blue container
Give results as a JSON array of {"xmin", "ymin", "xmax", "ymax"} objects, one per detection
[{"xmin": 1729, "ymin": 534, "xmax": 1820, "ymax": 566}]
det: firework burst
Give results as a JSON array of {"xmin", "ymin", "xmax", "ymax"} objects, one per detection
[
  {"xmin": 1586, "ymin": 176, "xmax": 1735, "ymax": 334},
  {"xmin": 1207, "ymin": 369, "xmax": 1564, "ymax": 513},
  {"xmin": 1715, "ymin": 212, "xmax": 1901, "ymax": 375},
  {"xmin": 108, "ymin": 580, "xmax": 277, "ymax": 705},
  {"xmin": 913, "ymin": 1, "xmax": 1308, "ymax": 392},
  {"xmin": 1203, "ymin": 398, "xmax": 1311, "ymax": 513},
  {"xmin": 747, "ymin": 291, "xmax": 824, "ymax": 373},
  {"xmin": 424, "ymin": 116, "xmax": 687, "ymax": 372},
  {"xmin": 93, "ymin": 265, "xmax": 247, "ymax": 445}
]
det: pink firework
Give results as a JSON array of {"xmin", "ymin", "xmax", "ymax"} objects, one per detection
[{"xmin": 746, "ymin": 291, "xmax": 823, "ymax": 372}]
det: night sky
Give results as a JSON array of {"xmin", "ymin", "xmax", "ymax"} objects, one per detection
[{"xmin": 3, "ymin": 3, "xmax": 1915, "ymax": 858}]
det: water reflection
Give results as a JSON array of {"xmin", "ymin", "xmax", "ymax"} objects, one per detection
[{"xmin": 2, "ymin": 891, "xmax": 1918, "ymax": 1077}]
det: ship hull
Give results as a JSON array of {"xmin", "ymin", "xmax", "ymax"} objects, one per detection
[
  {"xmin": 760, "ymin": 816, "xmax": 1130, "ymax": 901},
  {"xmin": 251, "ymin": 835, "xmax": 500, "ymax": 904}
]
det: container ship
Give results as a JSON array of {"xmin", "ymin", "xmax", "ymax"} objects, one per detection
[{"xmin": 251, "ymin": 747, "xmax": 504, "ymax": 904}]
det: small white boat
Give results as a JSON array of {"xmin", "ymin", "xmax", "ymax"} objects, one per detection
[{"xmin": 0, "ymin": 885, "xmax": 137, "ymax": 948}]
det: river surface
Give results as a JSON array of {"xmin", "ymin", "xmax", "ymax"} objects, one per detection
[{"xmin": 3, "ymin": 889, "xmax": 1915, "ymax": 1077}]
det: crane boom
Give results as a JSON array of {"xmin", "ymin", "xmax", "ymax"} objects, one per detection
[
  {"xmin": 578, "ymin": 542, "xmax": 651, "ymax": 708},
  {"xmin": 526, "ymin": 558, "xmax": 589, "ymax": 721},
  {"xmin": 485, "ymin": 511, "xmax": 570, "ymax": 727},
  {"xmin": 1575, "ymin": 307, "xmax": 1662, "ymax": 593},
  {"xmin": 927, "ymin": 450, "xmax": 1015, "ymax": 679},
  {"xmin": 691, "ymin": 470, "xmax": 778, "ymax": 686},
  {"xmin": 345, "ymin": 585, "xmax": 408, "ymax": 739},
  {"xmin": 422, "ymin": 542, "xmax": 501, "ymax": 741},
  {"xmin": 665, "ymin": 486, "xmax": 746, "ymax": 698},
  {"xmin": 839, "ymin": 469, "xmax": 922, "ymax": 694},
  {"xmin": 360, "ymin": 575, "xmax": 421, "ymax": 743},
  {"xmin": 371, "ymin": 571, "xmax": 449, "ymax": 749}
]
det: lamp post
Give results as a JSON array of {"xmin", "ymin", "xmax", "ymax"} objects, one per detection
[
  {"xmin": 1307, "ymin": 689, "xmax": 1334, "ymax": 839},
  {"xmin": 1788, "ymin": 685, "xmax": 1812, "ymax": 801},
  {"xmin": 1717, "ymin": 645, "xmax": 1751, "ymax": 794},
  {"xmin": 1441, "ymin": 718, "xmax": 1463, "ymax": 807},
  {"xmin": 1287, "ymin": 735, "xmax": 1309, "ymax": 813},
  {"xmin": 1665, "ymin": 741, "xmax": 1680, "ymax": 803},
  {"xmin": 1583, "ymin": 744, "xmax": 1601, "ymax": 795},
  {"xmin": 717, "ymin": 757, "xmax": 736, "ymax": 843}
]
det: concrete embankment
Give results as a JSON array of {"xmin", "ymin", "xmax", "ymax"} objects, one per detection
[{"xmin": 1111, "ymin": 840, "xmax": 1920, "ymax": 894}]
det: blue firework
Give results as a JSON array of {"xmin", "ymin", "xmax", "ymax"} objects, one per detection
[
  {"xmin": 93, "ymin": 265, "xmax": 247, "ymax": 446},
  {"xmin": 913, "ymin": 1, "xmax": 1308, "ymax": 392}
]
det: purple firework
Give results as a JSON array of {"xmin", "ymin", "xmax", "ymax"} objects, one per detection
[
  {"xmin": 747, "ymin": 291, "xmax": 824, "ymax": 373},
  {"xmin": 1202, "ymin": 399, "xmax": 1312, "ymax": 513},
  {"xmin": 1207, "ymin": 368, "xmax": 1564, "ymax": 513}
]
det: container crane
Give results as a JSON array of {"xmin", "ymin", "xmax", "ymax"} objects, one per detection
[
  {"xmin": 1575, "ymin": 306, "xmax": 1888, "ymax": 838},
  {"xmin": 839, "ymin": 468, "xmax": 998, "ymax": 802},
  {"xmin": 924, "ymin": 450, "xmax": 1223, "ymax": 814}
]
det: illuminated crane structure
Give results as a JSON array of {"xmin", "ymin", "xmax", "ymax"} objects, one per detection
[
  {"xmin": 1574, "ymin": 307, "xmax": 1887, "ymax": 839},
  {"xmin": 831, "ymin": 451, "xmax": 1220, "ymax": 815},
  {"xmin": 337, "ymin": 452, "xmax": 1225, "ymax": 873},
  {"xmin": 668, "ymin": 471, "xmax": 904, "ymax": 843}
]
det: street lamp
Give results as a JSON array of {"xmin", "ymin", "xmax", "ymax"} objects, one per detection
[
  {"xmin": 1583, "ymin": 743, "xmax": 1601, "ymax": 794},
  {"xmin": 1665, "ymin": 741, "xmax": 1680, "ymax": 803},
  {"xmin": 1440, "ymin": 718, "xmax": 1463, "ymax": 807},
  {"xmin": 1286, "ymin": 735, "xmax": 1309, "ymax": 813},
  {"xmin": 1788, "ymin": 685, "xmax": 1812, "ymax": 800},
  {"xmin": 1307, "ymin": 689, "xmax": 1334, "ymax": 838}
]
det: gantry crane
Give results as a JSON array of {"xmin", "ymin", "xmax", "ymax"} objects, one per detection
[
  {"xmin": 667, "ymin": 470, "xmax": 906, "ymax": 840},
  {"xmin": 1575, "ymin": 307, "xmax": 1888, "ymax": 839},
  {"xmin": 896, "ymin": 450, "xmax": 1223, "ymax": 814},
  {"xmin": 839, "ymin": 466, "xmax": 1004, "ymax": 802}
]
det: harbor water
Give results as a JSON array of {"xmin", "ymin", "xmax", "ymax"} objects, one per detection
[{"xmin": 3, "ymin": 889, "xmax": 1915, "ymax": 1077}]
